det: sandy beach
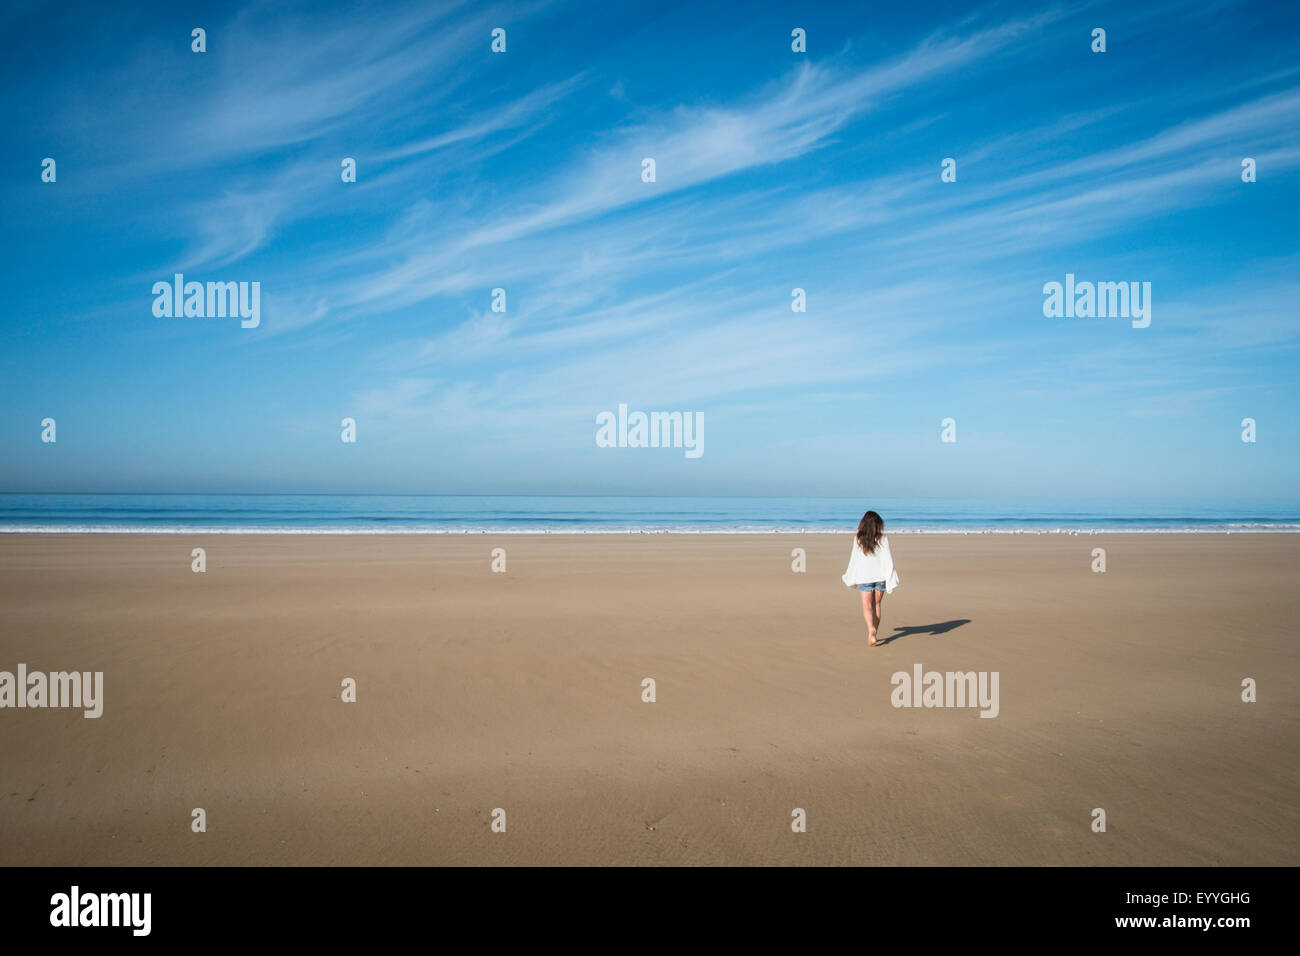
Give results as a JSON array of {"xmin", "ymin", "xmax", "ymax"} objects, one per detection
[{"xmin": 1, "ymin": 532, "xmax": 1296, "ymax": 866}]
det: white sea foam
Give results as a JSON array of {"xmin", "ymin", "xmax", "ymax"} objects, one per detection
[{"xmin": 2, "ymin": 524, "xmax": 1298, "ymax": 535}]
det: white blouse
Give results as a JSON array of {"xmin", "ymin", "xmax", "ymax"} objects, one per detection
[{"xmin": 841, "ymin": 534, "xmax": 900, "ymax": 593}]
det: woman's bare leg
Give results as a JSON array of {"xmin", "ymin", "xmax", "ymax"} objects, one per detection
[
  {"xmin": 873, "ymin": 590, "xmax": 885, "ymax": 637},
  {"xmin": 861, "ymin": 590, "xmax": 878, "ymax": 641}
]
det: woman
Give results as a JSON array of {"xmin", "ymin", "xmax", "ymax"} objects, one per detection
[{"xmin": 841, "ymin": 510, "xmax": 900, "ymax": 646}]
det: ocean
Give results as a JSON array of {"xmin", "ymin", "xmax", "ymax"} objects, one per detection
[{"xmin": 0, "ymin": 494, "xmax": 1297, "ymax": 534}]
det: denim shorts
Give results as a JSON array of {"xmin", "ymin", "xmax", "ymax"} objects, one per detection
[{"xmin": 856, "ymin": 581, "xmax": 886, "ymax": 592}]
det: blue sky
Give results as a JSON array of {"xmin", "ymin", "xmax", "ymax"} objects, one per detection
[{"xmin": 2, "ymin": 0, "xmax": 1297, "ymax": 498}]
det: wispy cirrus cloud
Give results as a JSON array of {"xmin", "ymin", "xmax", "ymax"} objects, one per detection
[{"xmin": 6, "ymin": 0, "xmax": 1298, "ymax": 497}]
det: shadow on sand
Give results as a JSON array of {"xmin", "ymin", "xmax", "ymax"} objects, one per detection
[{"xmin": 876, "ymin": 619, "xmax": 970, "ymax": 646}]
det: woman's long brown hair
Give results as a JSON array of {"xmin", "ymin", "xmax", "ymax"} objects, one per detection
[{"xmin": 856, "ymin": 510, "xmax": 884, "ymax": 555}]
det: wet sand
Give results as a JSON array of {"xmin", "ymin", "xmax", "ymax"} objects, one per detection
[{"xmin": 1, "ymin": 532, "xmax": 1296, "ymax": 865}]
